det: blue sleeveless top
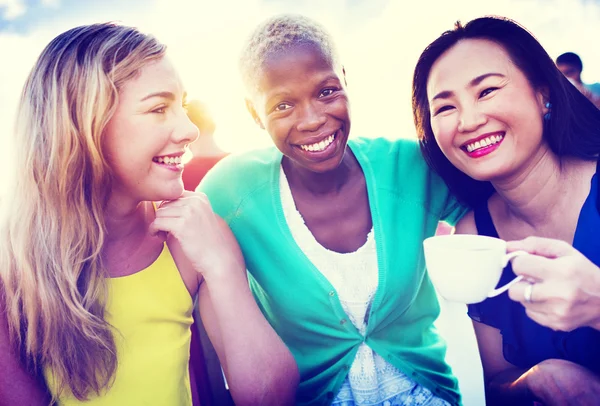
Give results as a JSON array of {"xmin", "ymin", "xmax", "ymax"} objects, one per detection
[{"xmin": 467, "ymin": 160, "xmax": 600, "ymax": 373}]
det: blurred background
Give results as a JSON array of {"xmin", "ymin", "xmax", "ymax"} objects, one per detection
[
  {"xmin": 1, "ymin": 1, "xmax": 599, "ymax": 404},
  {"xmin": 2, "ymin": 0, "xmax": 600, "ymax": 185}
]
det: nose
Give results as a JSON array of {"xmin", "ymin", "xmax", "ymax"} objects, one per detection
[
  {"xmin": 457, "ymin": 105, "xmax": 487, "ymax": 133},
  {"xmin": 296, "ymin": 102, "xmax": 326, "ymax": 132},
  {"xmin": 174, "ymin": 110, "xmax": 199, "ymax": 145}
]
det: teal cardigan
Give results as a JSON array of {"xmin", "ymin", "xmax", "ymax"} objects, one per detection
[{"xmin": 198, "ymin": 137, "xmax": 466, "ymax": 406}]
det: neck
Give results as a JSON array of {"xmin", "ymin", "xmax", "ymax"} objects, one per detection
[
  {"xmin": 491, "ymin": 151, "xmax": 581, "ymax": 228},
  {"xmin": 104, "ymin": 195, "xmax": 149, "ymax": 243},
  {"xmin": 282, "ymin": 147, "xmax": 358, "ymax": 196}
]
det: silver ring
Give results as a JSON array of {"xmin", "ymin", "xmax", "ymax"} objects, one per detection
[{"xmin": 524, "ymin": 283, "xmax": 535, "ymax": 303}]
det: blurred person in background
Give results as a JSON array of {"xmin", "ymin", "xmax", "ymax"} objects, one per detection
[
  {"xmin": 182, "ymin": 100, "xmax": 229, "ymax": 191},
  {"xmin": 556, "ymin": 52, "xmax": 600, "ymax": 108}
]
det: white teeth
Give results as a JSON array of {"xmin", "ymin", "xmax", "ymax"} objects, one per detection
[
  {"xmin": 300, "ymin": 133, "xmax": 336, "ymax": 152},
  {"xmin": 155, "ymin": 156, "xmax": 182, "ymax": 165},
  {"xmin": 465, "ymin": 135, "xmax": 504, "ymax": 153}
]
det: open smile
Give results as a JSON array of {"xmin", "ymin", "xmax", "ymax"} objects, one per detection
[
  {"xmin": 298, "ymin": 132, "xmax": 336, "ymax": 152},
  {"xmin": 152, "ymin": 152, "xmax": 184, "ymax": 171},
  {"xmin": 461, "ymin": 133, "xmax": 504, "ymax": 157}
]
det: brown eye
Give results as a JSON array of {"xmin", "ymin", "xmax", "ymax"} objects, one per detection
[
  {"xmin": 319, "ymin": 88, "xmax": 335, "ymax": 97},
  {"xmin": 480, "ymin": 87, "xmax": 498, "ymax": 98},
  {"xmin": 275, "ymin": 103, "xmax": 292, "ymax": 111},
  {"xmin": 434, "ymin": 105, "xmax": 454, "ymax": 116}
]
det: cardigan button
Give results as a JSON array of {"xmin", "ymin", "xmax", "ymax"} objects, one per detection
[
  {"xmin": 340, "ymin": 319, "xmax": 347, "ymax": 325},
  {"xmin": 329, "ymin": 290, "xmax": 335, "ymax": 297}
]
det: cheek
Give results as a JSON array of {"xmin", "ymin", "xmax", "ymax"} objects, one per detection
[
  {"xmin": 431, "ymin": 117, "xmax": 457, "ymax": 152},
  {"xmin": 333, "ymin": 97, "xmax": 350, "ymax": 116},
  {"xmin": 104, "ymin": 116, "xmax": 135, "ymax": 153},
  {"xmin": 266, "ymin": 119, "xmax": 289, "ymax": 144}
]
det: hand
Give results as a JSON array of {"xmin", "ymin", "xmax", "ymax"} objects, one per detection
[
  {"xmin": 148, "ymin": 191, "xmax": 241, "ymax": 277},
  {"xmin": 525, "ymin": 359, "xmax": 600, "ymax": 406},
  {"xmin": 506, "ymin": 236, "xmax": 600, "ymax": 331}
]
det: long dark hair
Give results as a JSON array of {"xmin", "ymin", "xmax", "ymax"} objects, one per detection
[{"xmin": 412, "ymin": 16, "xmax": 600, "ymax": 207}]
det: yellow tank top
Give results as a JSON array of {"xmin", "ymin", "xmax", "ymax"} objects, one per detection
[{"xmin": 45, "ymin": 243, "xmax": 194, "ymax": 405}]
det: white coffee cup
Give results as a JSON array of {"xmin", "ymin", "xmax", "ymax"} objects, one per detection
[{"xmin": 423, "ymin": 234, "xmax": 528, "ymax": 304}]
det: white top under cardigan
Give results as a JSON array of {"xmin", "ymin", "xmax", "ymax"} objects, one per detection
[{"xmin": 279, "ymin": 167, "xmax": 450, "ymax": 406}]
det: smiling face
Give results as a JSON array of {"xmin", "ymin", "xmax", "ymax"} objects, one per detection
[
  {"xmin": 103, "ymin": 56, "xmax": 198, "ymax": 204},
  {"xmin": 427, "ymin": 38, "xmax": 550, "ymax": 182},
  {"xmin": 248, "ymin": 43, "xmax": 351, "ymax": 174}
]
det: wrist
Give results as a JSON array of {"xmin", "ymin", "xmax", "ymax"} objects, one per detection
[{"xmin": 200, "ymin": 259, "xmax": 245, "ymax": 284}]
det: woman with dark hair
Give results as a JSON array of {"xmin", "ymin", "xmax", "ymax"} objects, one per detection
[{"xmin": 413, "ymin": 16, "xmax": 600, "ymax": 406}]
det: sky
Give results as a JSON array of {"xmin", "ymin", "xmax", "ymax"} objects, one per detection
[{"xmin": 1, "ymin": 0, "xmax": 600, "ymax": 195}]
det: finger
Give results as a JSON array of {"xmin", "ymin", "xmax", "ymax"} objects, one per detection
[
  {"xmin": 506, "ymin": 236, "xmax": 574, "ymax": 258},
  {"xmin": 158, "ymin": 194, "xmax": 211, "ymax": 210},
  {"xmin": 508, "ymin": 280, "xmax": 550, "ymax": 304},
  {"xmin": 508, "ymin": 280, "xmax": 533, "ymax": 303},
  {"xmin": 524, "ymin": 307, "xmax": 556, "ymax": 329},
  {"xmin": 510, "ymin": 253, "xmax": 553, "ymax": 280},
  {"xmin": 149, "ymin": 217, "xmax": 180, "ymax": 237},
  {"xmin": 511, "ymin": 278, "xmax": 565, "ymax": 305},
  {"xmin": 154, "ymin": 205, "xmax": 188, "ymax": 218},
  {"xmin": 525, "ymin": 307, "xmax": 575, "ymax": 332}
]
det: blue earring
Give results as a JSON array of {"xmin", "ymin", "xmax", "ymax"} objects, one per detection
[{"xmin": 544, "ymin": 102, "xmax": 552, "ymax": 121}]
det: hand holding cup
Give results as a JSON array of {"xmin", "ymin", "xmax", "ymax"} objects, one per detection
[{"xmin": 507, "ymin": 236, "xmax": 600, "ymax": 331}]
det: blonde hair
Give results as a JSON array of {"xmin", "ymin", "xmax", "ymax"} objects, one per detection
[
  {"xmin": 239, "ymin": 14, "xmax": 339, "ymax": 96},
  {"xmin": 0, "ymin": 22, "xmax": 165, "ymax": 400}
]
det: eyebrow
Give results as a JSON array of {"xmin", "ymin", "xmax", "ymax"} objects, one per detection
[
  {"xmin": 265, "ymin": 74, "xmax": 342, "ymax": 105},
  {"xmin": 140, "ymin": 91, "xmax": 178, "ymax": 102},
  {"xmin": 431, "ymin": 72, "xmax": 506, "ymax": 101}
]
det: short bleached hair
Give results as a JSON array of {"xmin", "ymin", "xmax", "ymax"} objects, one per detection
[{"xmin": 239, "ymin": 14, "xmax": 340, "ymax": 96}]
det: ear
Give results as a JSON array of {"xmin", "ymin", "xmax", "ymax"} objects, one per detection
[
  {"xmin": 537, "ymin": 86, "xmax": 550, "ymax": 112},
  {"xmin": 245, "ymin": 98, "xmax": 264, "ymax": 129}
]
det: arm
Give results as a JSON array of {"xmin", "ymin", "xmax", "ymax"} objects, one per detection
[
  {"xmin": 454, "ymin": 214, "xmax": 535, "ymax": 404},
  {"xmin": 0, "ymin": 307, "xmax": 53, "ymax": 405},
  {"xmin": 476, "ymin": 320, "xmax": 600, "ymax": 406},
  {"xmin": 196, "ymin": 219, "xmax": 299, "ymax": 406},
  {"xmin": 460, "ymin": 224, "xmax": 600, "ymax": 405},
  {"xmin": 472, "ymin": 320, "xmax": 534, "ymax": 406},
  {"xmin": 150, "ymin": 192, "xmax": 299, "ymax": 406}
]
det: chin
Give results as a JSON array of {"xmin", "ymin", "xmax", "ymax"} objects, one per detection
[
  {"xmin": 465, "ymin": 170, "xmax": 500, "ymax": 182},
  {"xmin": 153, "ymin": 183, "xmax": 185, "ymax": 202}
]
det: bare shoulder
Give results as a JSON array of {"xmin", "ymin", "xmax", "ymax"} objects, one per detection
[{"xmin": 454, "ymin": 210, "xmax": 478, "ymax": 235}]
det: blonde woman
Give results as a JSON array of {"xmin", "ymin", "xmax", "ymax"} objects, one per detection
[{"xmin": 0, "ymin": 23, "xmax": 298, "ymax": 405}]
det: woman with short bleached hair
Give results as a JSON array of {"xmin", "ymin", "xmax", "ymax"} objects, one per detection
[{"xmin": 200, "ymin": 14, "xmax": 467, "ymax": 406}]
